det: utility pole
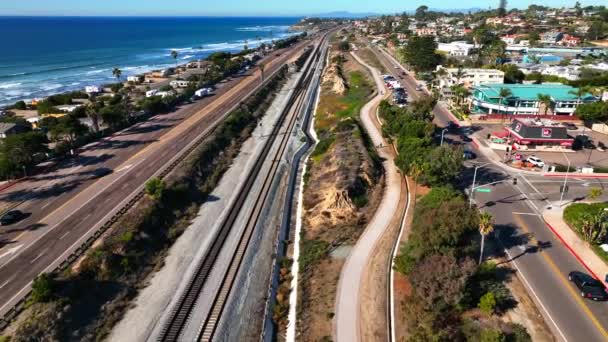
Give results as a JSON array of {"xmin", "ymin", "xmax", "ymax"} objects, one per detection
[{"xmin": 559, "ymin": 151, "xmax": 571, "ymax": 205}]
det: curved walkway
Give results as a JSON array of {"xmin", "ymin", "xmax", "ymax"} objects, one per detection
[{"xmin": 333, "ymin": 52, "xmax": 403, "ymax": 342}]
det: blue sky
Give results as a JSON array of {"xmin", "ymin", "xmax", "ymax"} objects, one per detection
[{"xmin": 0, "ymin": 0, "xmax": 605, "ymax": 16}]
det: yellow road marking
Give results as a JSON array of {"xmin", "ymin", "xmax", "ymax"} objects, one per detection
[
  {"xmin": 513, "ymin": 214, "xmax": 608, "ymax": 338},
  {"xmin": 14, "ymin": 231, "xmax": 27, "ymax": 241}
]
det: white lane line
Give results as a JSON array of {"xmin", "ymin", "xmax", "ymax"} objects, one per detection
[
  {"xmin": 0, "ymin": 275, "xmax": 16, "ymax": 290},
  {"xmin": 59, "ymin": 231, "xmax": 71, "ymax": 240},
  {"xmin": 30, "ymin": 248, "xmax": 48, "ymax": 264},
  {"xmin": 512, "ymin": 212, "xmax": 541, "ymax": 216},
  {"xmin": 0, "ymin": 158, "xmax": 145, "ymax": 269},
  {"xmin": 41, "ymin": 201, "xmax": 52, "ymax": 210}
]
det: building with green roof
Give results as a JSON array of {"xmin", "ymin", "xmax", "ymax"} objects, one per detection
[{"xmin": 470, "ymin": 83, "xmax": 597, "ymax": 116}]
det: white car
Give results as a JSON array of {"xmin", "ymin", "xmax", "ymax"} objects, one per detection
[{"xmin": 526, "ymin": 156, "xmax": 545, "ymax": 168}]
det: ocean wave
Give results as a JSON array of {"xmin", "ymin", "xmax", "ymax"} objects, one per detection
[
  {"xmin": 236, "ymin": 25, "xmax": 289, "ymax": 32},
  {"xmin": 181, "ymin": 55, "xmax": 194, "ymax": 60},
  {"xmin": 0, "ymin": 82, "xmax": 21, "ymax": 89},
  {"xmin": 0, "ymin": 62, "xmax": 106, "ymax": 80}
]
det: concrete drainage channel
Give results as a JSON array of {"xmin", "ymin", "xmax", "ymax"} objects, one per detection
[{"xmin": 258, "ymin": 40, "xmax": 328, "ymax": 342}]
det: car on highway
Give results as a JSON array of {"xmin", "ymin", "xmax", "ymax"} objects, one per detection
[
  {"xmin": 526, "ymin": 156, "xmax": 545, "ymax": 168},
  {"xmin": 0, "ymin": 210, "xmax": 25, "ymax": 226},
  {"xmin": 568, "ymin": 271, "xmax": 608, "ymax": 301}
]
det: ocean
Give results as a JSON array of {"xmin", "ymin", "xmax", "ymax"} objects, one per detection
[{"xmin": 0, "ymin": 16, "xmax": 301, "ymax": 107}]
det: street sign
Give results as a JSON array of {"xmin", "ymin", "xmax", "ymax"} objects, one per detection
[{"xmin": 476, "ymin": 188, "xmax": 492, "ymax": 193}]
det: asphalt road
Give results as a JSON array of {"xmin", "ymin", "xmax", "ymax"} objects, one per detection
[
  {"xmin": 0, "ymin": 39, "xmax": 312, "ymax": 317},
  {"xmin": 371, "ymin": 43, "xmax": 608, "ymax": 341}
]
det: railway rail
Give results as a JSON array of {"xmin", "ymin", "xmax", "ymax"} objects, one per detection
[{"xmin": 157, "ymin": 32, "xmax": 330, "ymax": 342}]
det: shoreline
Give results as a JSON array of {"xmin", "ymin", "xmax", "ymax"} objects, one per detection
[{"xmin": 0, "ymin": 19, "xmax": 304, "ymax": 110}]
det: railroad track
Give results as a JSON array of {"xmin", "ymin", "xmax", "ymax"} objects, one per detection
[
  {"xmin": 0, "ymin": 37, "xmax": 314, "ymax": 331},
  {"xmin": 157, "ymin": 32, "xmax": 330, "ymax": 342}
]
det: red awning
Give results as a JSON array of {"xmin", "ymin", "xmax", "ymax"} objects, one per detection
[
  {"xmin": 519, "ymin": 140, "xmax": 531, "ymax": 145},
  {"xmin": 561, "ymin": 141, "xmax": 573, "ymax": 146}
]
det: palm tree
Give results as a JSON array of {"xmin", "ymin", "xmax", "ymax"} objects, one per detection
[
  {"xmin": 112, "ymin": 67, "xmax": 122, "ymax": 82},
  {"xmin": 497, "ymin": 87, "xmax": 512, "ymax": 118},
  {"xmin": 537, "ymin": 94, "xmax": 552, "ymax": 115},
  {"xmin": 171, "ymin": 50, "xmax": 178, "ymax": 70},
  {"xmin": 451, "ymin": 85, "xmax": 470, "ymax": 107},
  {"xmin": 259, "ymin": 63, "xmax": 265, "ymax": 83},
  {"xmin": 243, "ymin": 39, "xmax": 248, "ymax": 51},
  {"xmin": 569, "ymin": 87, "xmax": 588, "ymax": 106},
  {"xmin": 454, "ymin": 65, "xmax": 465, "ymax": 85},
  {"xmin": 478, "ymin": 212, "xmax": 495, "ymax": 264},
  {"xmin": 86, "ymin": 102, "xmax": 100, "ymax": 133}
]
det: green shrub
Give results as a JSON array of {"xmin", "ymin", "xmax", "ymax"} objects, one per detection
[
  {"xmin": 145, "ymin": 177, "xmax": 165, "ymax": 200},
  {"xmin": 506, "ymin": 323, "xmax": 532, "ymax": 342},
  {"xmin": 30, "ymin": 273, "xmax": 55, "ymax": 303},
  {"xmin": 478, "ymin": 291, "xmax": 497, "ymax": 315},
  {"xmin": 563, "ymin": 203, "xmax": 608, "ymax": 230},
  {"xmin": 481, "ymin": 328, "xmax": 506, "ymax": 342},
  {"xmin": 311, "ymin": 135, "xmax": 336, "ymax": 158}
]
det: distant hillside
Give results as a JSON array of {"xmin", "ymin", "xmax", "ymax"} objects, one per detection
[{"xmin": 311, "ymin": 11, "xmax": 377, "ymax": 19}]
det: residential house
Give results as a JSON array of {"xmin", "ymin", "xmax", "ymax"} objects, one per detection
[
  {"xmin": 415, "ymin": 27, "xmax": 437, "ymax": 36},
  {"xmin": 540, "ymin": 31, "xmax": 564, "ymax": 44},
  {"xmin": 436, "ymin": 66, "xmax": 505, "ymax": 89},
  {"xmin": 559, "ymin": 34, "xmax": 581, "ymax": 47},
  {"xmin": 437, "ymin": 41, "xmax": 475, "ymax": 57}
]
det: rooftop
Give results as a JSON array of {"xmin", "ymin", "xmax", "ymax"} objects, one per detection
[{"xmin": 474, "ymin": 83, "xmax": 592, "ymax": 101}]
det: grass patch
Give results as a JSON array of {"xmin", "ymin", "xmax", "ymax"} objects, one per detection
[
  {"xmin": 563, "ymin": 202, "xmax": 608, "ymax": 264},
  {"xmin": 357, "ymin": 48, "xmax": 387, "ymax": 73},
  {"xmin": 311, "ymin": 135, "xmax": 336, "ymax": 161},
  {"xmin": 299, "ymin": 239, "xmax": 331, "ymax": 270}
]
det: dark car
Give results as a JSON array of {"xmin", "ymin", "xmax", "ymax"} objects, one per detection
[
  {"xmin": 463, "ymin": 150, "xmax": 476, "ymax": 159},
  {"xmin": 447, "ymin": 121, "xmax": 458, "ymax": 130},
  {"xmin": 563, "ymin": 122, "xmax": 578, "ymax": 130},
  {"xmin": 569, "ymin": 271, "xmax": 608, "ymax": 301},
  {"xmin": 0, "ymin": 210, "xmax": 25, "ymax": 226}
]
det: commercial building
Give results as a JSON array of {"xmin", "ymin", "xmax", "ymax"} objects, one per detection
[
  {"xmin": 470, "ymin": 83, "xmax": 597, "ymax": 116},
  {"xmin": 436, "ymin": 66, "xmax": 504, "ymax": 89},
  {"xmin": 504, "ymin": 118, "xmax": 574, "ymax": 148}
]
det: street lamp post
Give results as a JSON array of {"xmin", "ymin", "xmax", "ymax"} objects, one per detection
[
  {"xmin": 469, "ymin": 162, "xmax": 491, "ymax": 208},
  {"xmin": 440, "ymin": 128, "xmax": 448, "ymax": 146},
  {"xmin": 559, "ymin": 152, "xmax": 571, "ymax": 205}
]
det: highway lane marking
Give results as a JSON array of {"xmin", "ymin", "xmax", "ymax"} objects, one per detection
[
  {"xmin": 513, "ymin": 214, "xmax": 608, "ymax": 339},
  {"xmin": 115, "ymin": 164, "xmax": 133, "ymax": 173},
  {"xmin": 0, "ymin": 158, "xmax": 145, "ymax": 269},
  {"xmin": 30, "ymin": 248, "xmax": 48, "ymax": 264},
  {"xmin": 0, "ymin": 245, "xmax": 23, "ymax": 259},
  {"xmin": 59, "ymin": 231, "xmax": 71, "ymax": 240},
  {"xmin": 14, "ymin": 231, "xmax": 27, "ymax": 240},
  {"xmin": 0, "ymin": 275, "xmax": 16, "ymax": 290},
  {"xmin": 41, "ymin": 201, "xmax": 53, "ymax": 210}
]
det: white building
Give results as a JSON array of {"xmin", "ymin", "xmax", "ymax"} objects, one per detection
[
  {"xmin": 127, "ymin": 75, "xmax": 143, "ymax": 83},
  {"xmin": 436, "ymin": 66, "xmax": 505, "ymax": 89},
  {"xmin": 437, "ymin": 41, "xmax": 476, "ymax": 57},
  {"xmin": 85, "ymin": 86, "xmax": 101, "ymax": 94},
  {"xmin": 169, "ymin": 80, "xmax": 190, "ymax": 88}
]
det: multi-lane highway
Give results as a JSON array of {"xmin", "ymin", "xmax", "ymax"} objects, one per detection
[
  {"xmin": 369, "ymin": 42, "xmax": 608, "ymax": 341},
  {"xmin": 0, "ymin": 37, "xmax": 313, "ymax": 320}
]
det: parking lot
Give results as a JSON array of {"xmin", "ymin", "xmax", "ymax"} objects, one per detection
[{"xmin": 473, "ymin": 123, "xmax": 608, "ymax": 170}]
